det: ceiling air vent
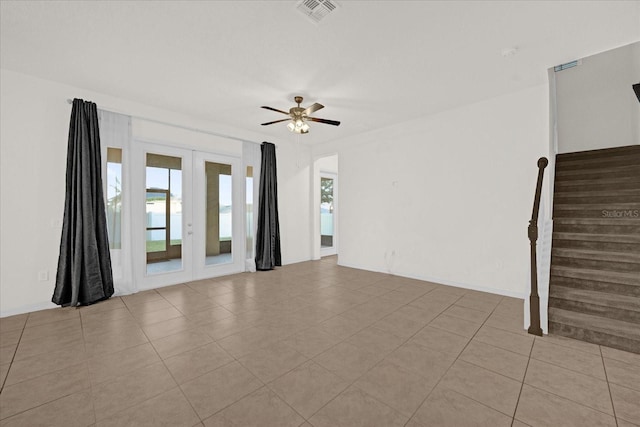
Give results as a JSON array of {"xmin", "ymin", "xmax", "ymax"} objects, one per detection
[
  {"xmin": 554, "ymin": 60, "xmax": 581, "ymax": 72},
  {"xmin": 297, "ymin": 0, "xmax": 339, "ymax": 24}
]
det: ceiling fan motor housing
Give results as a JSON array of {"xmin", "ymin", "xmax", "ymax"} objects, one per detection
[{"xmin": 290, "ymin": 107, "xmax": 305, "ymax": 118}]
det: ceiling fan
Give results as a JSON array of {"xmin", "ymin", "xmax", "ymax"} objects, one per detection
[{"xmin": 261, "ymin": 96, "xmax": 340, "ymax": 134}]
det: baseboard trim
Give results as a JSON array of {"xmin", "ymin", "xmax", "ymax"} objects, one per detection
[
  {"xmin": 1, "ymin": 301, "xmax": 58, "ymax": 318},
  {"xmin": 336, "ymin": 260, "xmax": 526, "ymax": 300}
]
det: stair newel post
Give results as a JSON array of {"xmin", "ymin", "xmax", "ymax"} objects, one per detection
[{"xmin": 528, "ymin": 157, "xmax": 548, "ymax": 336}]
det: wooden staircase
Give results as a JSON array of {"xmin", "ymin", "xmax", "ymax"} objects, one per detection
[{"xmin": 548, "ymin": 145, "xmax": 640, "ymax": 354}]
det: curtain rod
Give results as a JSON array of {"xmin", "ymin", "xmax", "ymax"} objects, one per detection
[{"xmin": 66, "ymin": 98, "xmax": 260, "ymax": 145}]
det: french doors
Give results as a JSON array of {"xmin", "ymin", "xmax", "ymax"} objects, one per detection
[{"xmin": 133, "ymin": 142, "xmax": 244, "ymax": 290}]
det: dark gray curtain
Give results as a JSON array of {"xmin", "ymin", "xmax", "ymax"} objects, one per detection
[
  {"xmin": 52, "ymin": 99, "xmax": 114, "ymax": 306},
  {"xmin": 255, "ymin": 142, "xmax": 282, "ymax": 270}
]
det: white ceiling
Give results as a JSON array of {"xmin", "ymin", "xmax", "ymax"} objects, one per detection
[{"xmin": 1, "ymin": 1, "xmax": 639, "ymax": 144}]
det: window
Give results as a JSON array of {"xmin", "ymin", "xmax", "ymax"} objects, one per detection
[{"xmin": 106, "ymin": 147, "xmax": 122, "ymax": 249}]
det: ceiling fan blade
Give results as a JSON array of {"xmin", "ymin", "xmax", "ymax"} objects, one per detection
[
  {"xmin": 261, "ymin": 106, "xmax": 290, "ymax": 115},
  {"xmin": 303, "ymin": 103, "xmax": 324, "ymax": 116},
  {"xmin": 307, "ymin": 117, "xmax": 341, "ymax": 126},
  {"xmin": 261, "ymin": 118, "xmax": 291, "ymax": 126}
]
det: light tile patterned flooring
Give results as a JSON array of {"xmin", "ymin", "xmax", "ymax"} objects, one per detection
[{"xmin": 1, "ymin": 257, "xmax": 639, "ymax": 426}]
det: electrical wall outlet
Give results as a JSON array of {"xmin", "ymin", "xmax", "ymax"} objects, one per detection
[{"xmin": 38, "ymin": 270, "xmax": 49, "ymax": 281}]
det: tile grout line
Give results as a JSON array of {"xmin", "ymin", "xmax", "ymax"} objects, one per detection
[
  {"xmin": 510, "ymin": 333, "xmax": 536, "ymax": 426},
  {"xmin": 402, "ymin": 296, "xmax": 517, "ymax": 426},
  {"xmin": 0, "ymin": 313, "xmax": 29, "ymax": 394},
  {"xmin": 154, "ymin": 281, "xmax": 317, "ymax": 424},
  {"xmin": 0, "ymin": 308, "xmax": 91, "ymax": 423},
  {"xmin": 79, "ymin": 304, "xmax": 100, "ymax": 426},
  {"xmin": 266, "ymin": 280, "xmax": 447, "ymax": 424},
  {"xmin": 8, "ymin": 261, "xmax": 632, "ymax": 426},
  {"xmin": 600, "ymin": 345, "xmax": 619, "ymax": 427},
  {"xmin": 132, "ymin": 290, "xmax": 220, "ymax": 425},
  {"xmin": 90, "ymin": 292, "xmax": 193, "ymax": 424}
]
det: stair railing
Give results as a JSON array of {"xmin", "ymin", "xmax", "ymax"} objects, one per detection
[{"xmin": 528, "ymin": 157, "xmax": 548, "ymax": 336}]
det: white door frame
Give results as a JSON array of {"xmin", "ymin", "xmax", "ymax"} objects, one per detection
[
  {"xmin": 192, "ymin": 151, "xmax": 245, "ymax": 280},
  {"xmin": 132, "ymin": 141, "xmax": 244, "ymax": 291}
]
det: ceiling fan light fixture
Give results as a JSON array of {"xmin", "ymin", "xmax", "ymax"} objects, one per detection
[
  {"xmin": 288, "ymin": 118, "xmax": 310, "ymax": 133},
  {"xmin": 261, "ymin": 96, "xmax": 339, "ymax": 134}
]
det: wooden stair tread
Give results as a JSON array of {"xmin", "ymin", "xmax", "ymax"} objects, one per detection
[
  {"xmin": 553, "ymin": 203, "xmax": 640, "ymax": 209},
  {"xmin": 552, "ymin": 233, "xmax": 640, "ymax": 243},
  {"xmin": 551, "ymin": 248, "xmax": 640, "ymax": 263},
  {"xmin": 553, "ymin": 218, "xmax": 640, "ymax": 225},
  {"xmin": 555, "ymin": 177, "xmax": 640, "ymax": 186},
  {"xmin": 548, "ymin": 307, "xmax": 640, "ymax": 341},
  {"xmin": 556, "ymin": 163, "xmax": 640, "ymax": 178},
  {"xmin": 556, "ymin": 145, "xmax": 640, "ymax": 161},
  {"xmin": 550, "ymin": 266, "xmax": 640, "ymax": 287},
  {"xmin": 555, "ymin": 154, "xmax": 640, "ymax": 170},
  {"xmin": 549, "ymin": 286, "xmax": 640, "ymax": 313},
  {"xmin": 554, "ymin": 189, "xmax": 640, "ymax": 197},
  {"xmin": 548, "ymin": 275, "xmax": 640, "ymax": 297}
]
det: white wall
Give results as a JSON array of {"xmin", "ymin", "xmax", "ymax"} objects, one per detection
[
  {"xmin": 556, "ymin": 42, "xmax": 640, "ymax": 153},
  {"xmin": 314, "ymin": 84, "xmax": 550, "ymax": 297},
  {"xmin": 0, "ymin": 69, "xmax": 311, "ymax": 316},
  {"xmin": 316, "ymin": 155, "xmax": 338, "ymax": 174}
]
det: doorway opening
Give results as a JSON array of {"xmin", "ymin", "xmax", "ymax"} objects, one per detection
[{"xmin": 315, "ymin": 154, "xmax": 338, "ymax": 258}]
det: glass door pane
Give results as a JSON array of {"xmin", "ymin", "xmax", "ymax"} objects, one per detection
[
  {"xmin": 205, "ymin": 161, "xmax": 233, "ymax": 266},
  {"xmin": 146, "ymin": 153, "xmax": 183, "ymax": 274},
  {"xmin": 245, "ymin": 166, "xmax": 254, "ymax": 261},
  {"xmin": 106, "ymin": 148, "xmax": 122, "ymax": 250},
  {"xmin": 146, "ymin": 190, "xmax": 168, "ymax": 254},
  {"xmin": 320, "ymin": 177, "xmax": 334, "ymax": 248}
]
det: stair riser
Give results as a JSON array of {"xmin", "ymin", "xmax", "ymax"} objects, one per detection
[
  {"xmin": 548, "ymin": 322, "xmax": 640, "ymax": 354},
  {"xmin": 551, "ymin": 256, "xmax": 640, "ymax": 273},
  {"xmin": 552, "ymin": 239, "xmax": 640, "ymax": 253},
  {"xmin": 548, "ymin": 297, "xmax": 640, "ymax": 323},
  {"xmin": 553, "ymin": 223, "xmax": 640, "ymax": 235},
  {"xmin": 553, "ymin": 208, "xmax": 640, "ymax": 219}
]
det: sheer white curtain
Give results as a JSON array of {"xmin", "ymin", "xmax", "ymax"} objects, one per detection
[
  {"xmin": 243, "ymin": 141, "xmax": 261, "ymax": 272},
  {"xmin": 98, "ymin": 109, "xmax": 135, "ymax": 295}
]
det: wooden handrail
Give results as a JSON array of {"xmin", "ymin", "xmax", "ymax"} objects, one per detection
[{"xmin": 528, "ymin": 157, "xmax": 548, "ymax": 336}]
